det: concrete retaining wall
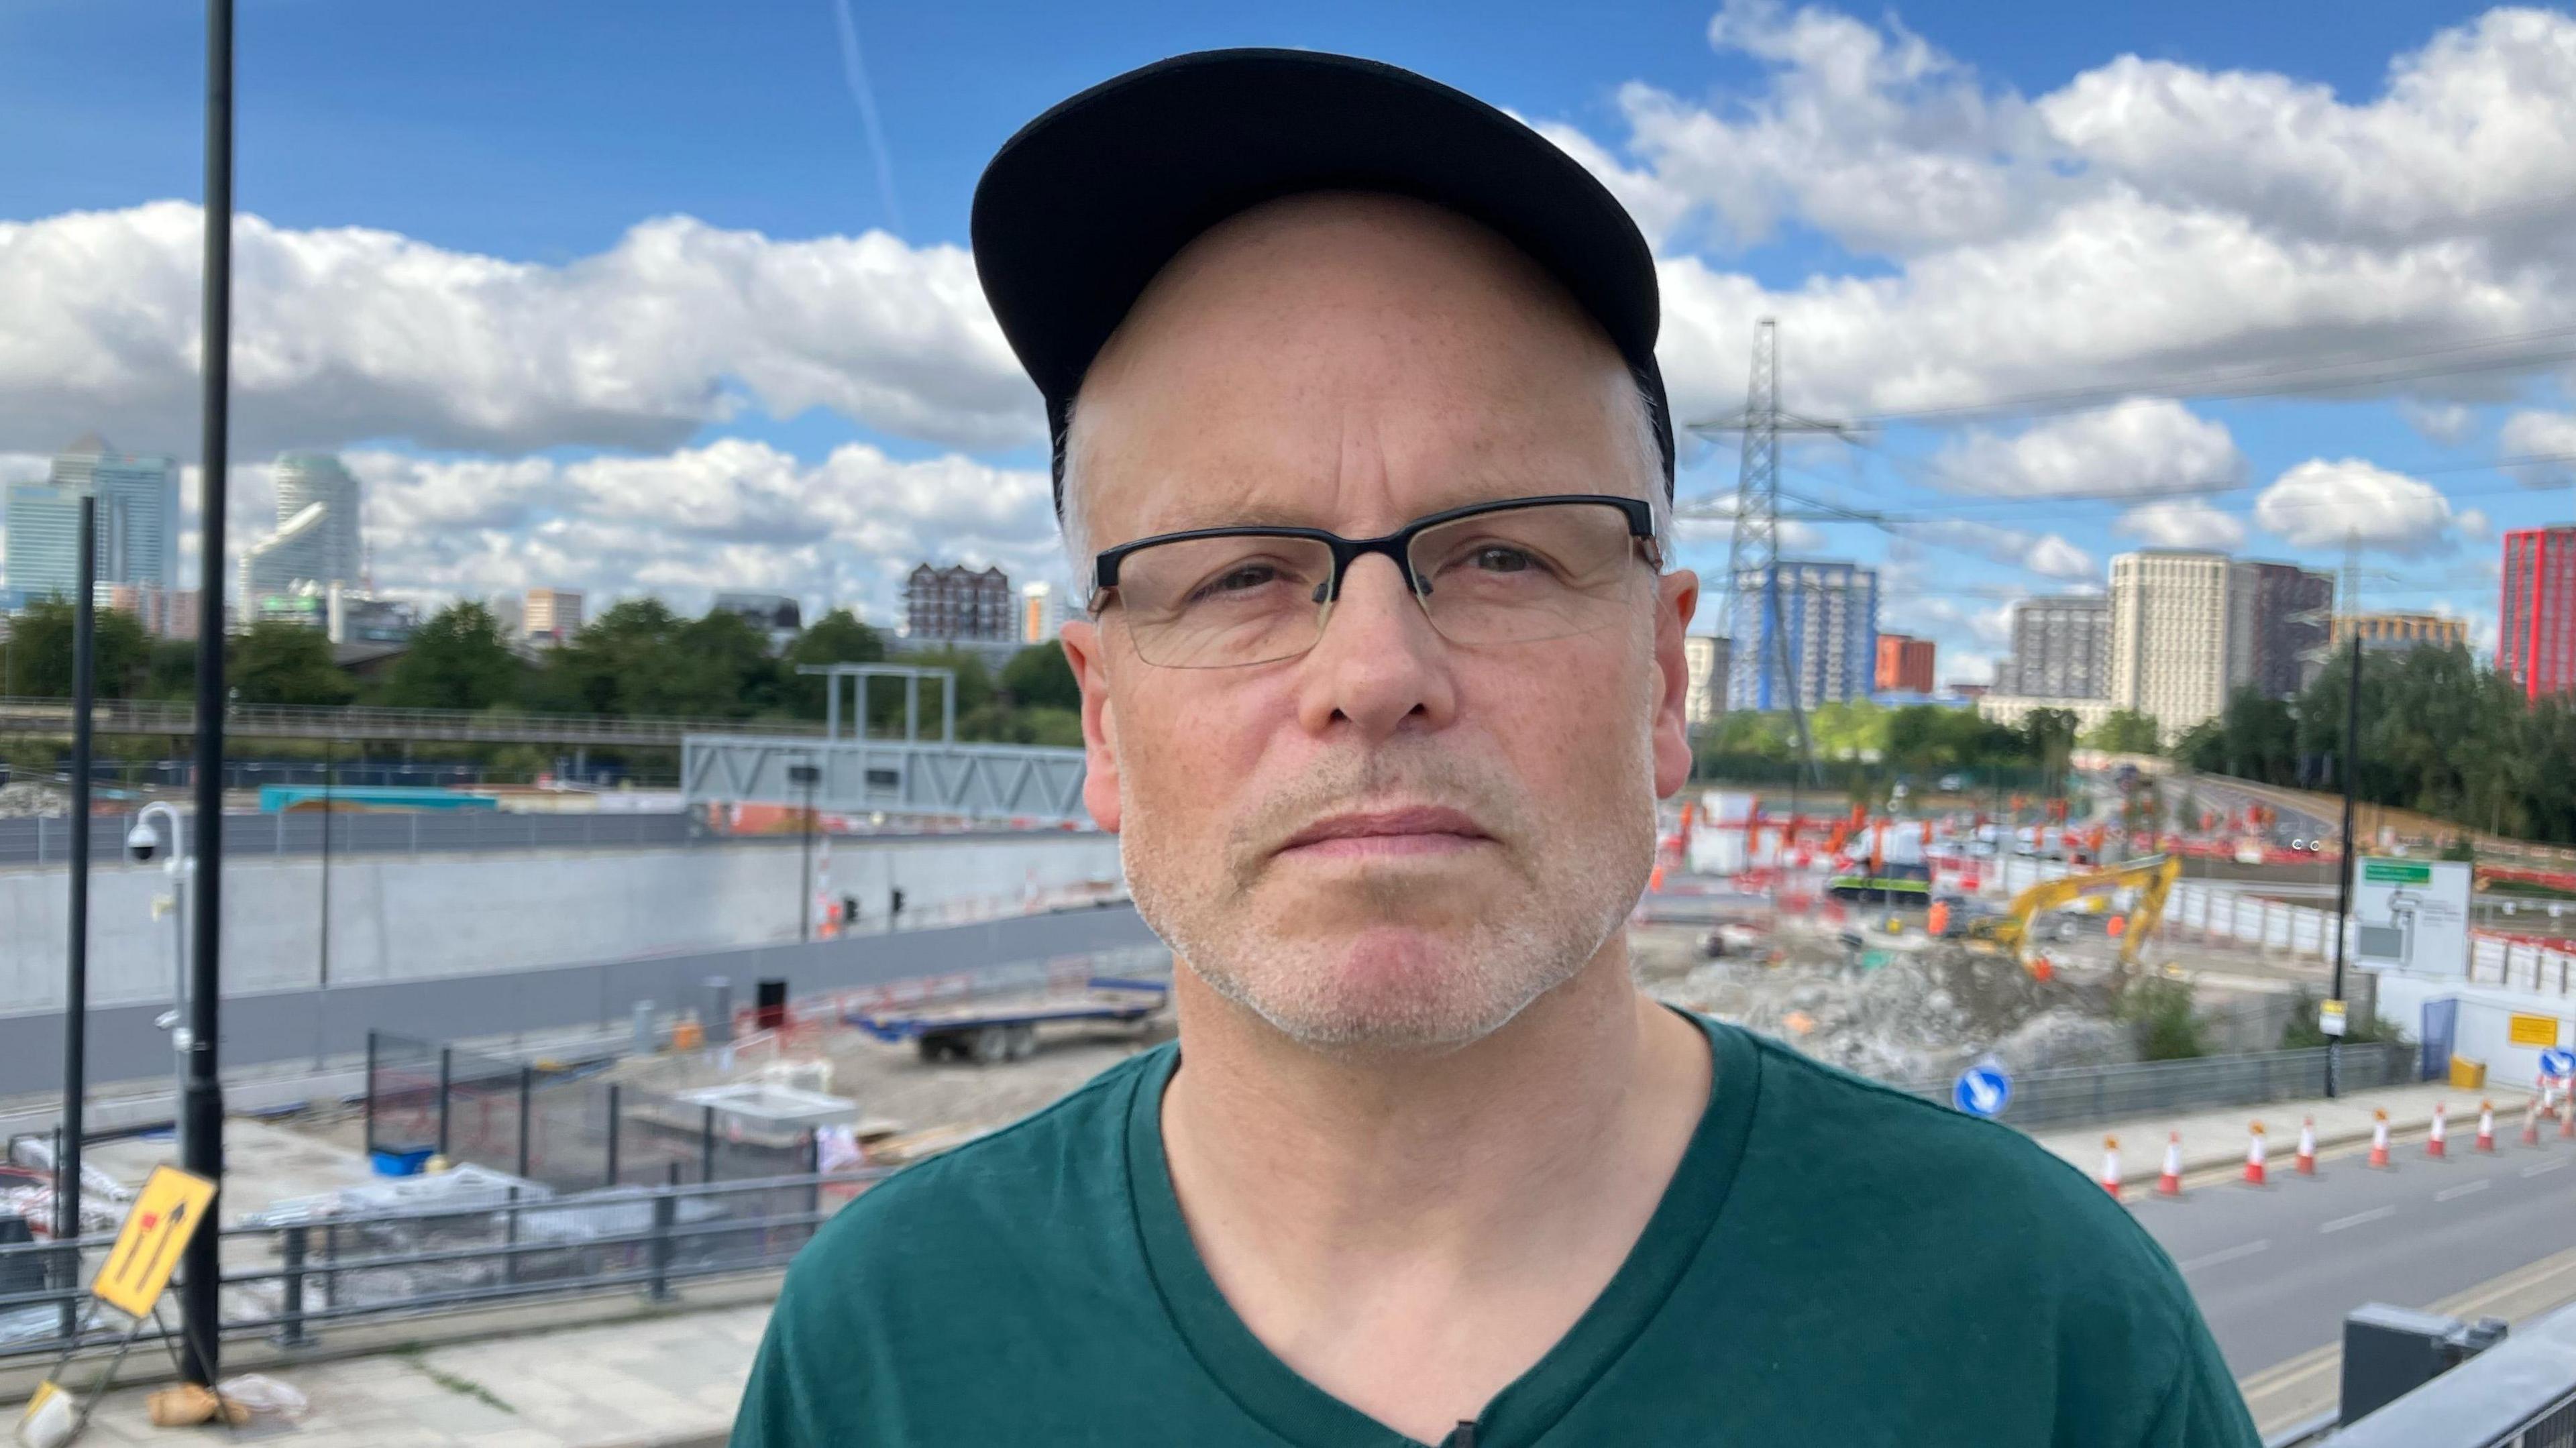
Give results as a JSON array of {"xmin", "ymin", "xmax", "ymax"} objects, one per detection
[{"xmin": 0, "ymin": 832, "xmax": 1124, "ymax": 1016}]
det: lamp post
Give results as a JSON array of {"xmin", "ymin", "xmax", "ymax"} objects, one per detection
[
  {"xmin": 789, "ymin": 762, "xmax": 820, "ymax": 943},
  {"xmin": 131, "ymin": 803, "xmax": 192, "ymax": 1137},
  {"xmin": 58, "ymin": 494, "xmax": 98, "ymax": 1342}
]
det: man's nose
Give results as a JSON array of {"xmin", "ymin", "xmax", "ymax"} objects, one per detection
[{"xmin": 1295, "ymin": 552, "xmax": 1457, "ymax": 740}]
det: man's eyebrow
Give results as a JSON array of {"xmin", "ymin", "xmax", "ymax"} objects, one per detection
[{"xmin": 1132, "ymin": 482, "xmax": 1601, "ymax": 537}]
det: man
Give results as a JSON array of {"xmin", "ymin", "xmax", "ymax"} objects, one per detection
[{"xmin": 734, "ymin": 50, "xmax": 2255, "ymax": 1447}]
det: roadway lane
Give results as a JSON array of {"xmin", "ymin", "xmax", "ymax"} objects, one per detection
[{"xmin": 2130, "ymin": 1129, "xmax": 2576, "ymax": 1423}]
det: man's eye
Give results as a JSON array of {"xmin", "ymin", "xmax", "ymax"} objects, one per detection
[
  {"xmin": 1468, "ymin": 546, "xmax": 1537, "ymax": 573},
  {"xmin": 1193, "ymin": 563, "xmax": 1281, "ymax": 600}
]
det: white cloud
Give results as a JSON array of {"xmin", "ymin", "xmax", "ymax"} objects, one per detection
[
  {"xmin": 1902, "ymin": 519, "xmax": 2095, "ymax": 579},
  {"xmin": 2253, "ymin": 457, "xmax": 2460, "ymax": 555},
  {"xmin": 2400, "ymin": 400, "xmax": 2475, "ymax": 445},
  {"xmin": 2501, "ymin": 408, "xmax": 2576, "ymax": 488},
  {"xmin": 343, "ymin": 440, "xmax": 1058, "ymax": 623},
  {"xmin": 0, "ymin": 203, "xmax": 1038, "ymax": 461},
  {"xmin": 2114, "ymin": 498, "xmax": 2247, "ymax": 551},
  {"xmin": 1931, "ymin": 399, "xmax": 2242, "ymax": 497}
]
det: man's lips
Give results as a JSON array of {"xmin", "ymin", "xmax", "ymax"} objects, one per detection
[{"xmin": 1274, "ymin": 806, "xmax": 1495, "ymax": 859}]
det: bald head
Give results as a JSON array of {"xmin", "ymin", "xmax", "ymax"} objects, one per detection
[{"xmin": 1059, "ymin": 192, "xmax": 1666, "ymax": 581}]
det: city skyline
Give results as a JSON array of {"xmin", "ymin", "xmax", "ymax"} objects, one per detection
[{"xmin": 5, "ymin": 3, "xmax": 2575, "ymax": 669}]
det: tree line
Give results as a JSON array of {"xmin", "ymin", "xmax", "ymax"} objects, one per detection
[
  {"xmin": 2171, "ymin": 643, "xmax": 2576, "ymax": 845},
  {"xmin": 1694, "ymin": 698, "xmax": 2079, "ymax": 796},
  {"xmin": 0, "ymin": 596, "xmax": 1085, "ymax": 748}
]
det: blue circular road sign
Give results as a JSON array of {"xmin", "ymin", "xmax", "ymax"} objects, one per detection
[
  {"xmin": 2541, "ymin": 1048, "xmax": 2576, "ymax": 1079},
  {"xmin": 1953, "ymin": 1063, "xmax": 2012, "ymax": 1119}
]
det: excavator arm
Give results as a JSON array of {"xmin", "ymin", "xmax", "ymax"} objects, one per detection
[{"xmin": 1970, "ymin": 854, "xmax": 2180, "ymax": 972}]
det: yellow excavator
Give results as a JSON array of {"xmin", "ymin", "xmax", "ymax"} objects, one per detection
[{"xmin": 1966, "ymin": 854, "xmax": 2182, "ymax": 973}]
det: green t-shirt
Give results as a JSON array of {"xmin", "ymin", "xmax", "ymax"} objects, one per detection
[{"xmin": 733, "ymin": 1015, "xmax": 2257, "ymax": 1446}]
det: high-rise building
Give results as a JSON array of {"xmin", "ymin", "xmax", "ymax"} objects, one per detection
[
  {"xmin": 2333, "ymin": 611, "xmax": 2467, "ymax": 655},
  {"xmin": 1020, "ymin": 581, "xmax": 1063, "ymax": 645},
  {"xmin": 2247, "ymin": 561, "xmax": 2334, "ymax": 700},
  {"xmin": 2002, "ymin": 595, "xmax": 2110, "ymax": 699},
  {"xmin": 1727, "ymin": 559, "xmax": 1877, "ymax": 711},
  {"xmin": 3, "ymin": 435, "xmax": 179, "ymax": 603},
  {"xmin": 712, "ymin": 592, "xmax": 804, "ymax": 652},
  {"xmin": 523, "ymin": 588, "xmax": 584, "ymax": 641},
  {"xmin": 2108, "ymin": 550, "xmax": 2255, "ymax": 735},
  {"xmin": 2500, "ymin": 525, "xmax": 2576, "ymax": 701},
  {"xmin": 1682, "ymin": 634, "xmax": 1730, "ymax": 726},
  {"xmin": 239, "ymin": 452, "xmax": 363, "ymax": 608},
  {"xmin": 906, "ymin": 563, "xmax": 1014, "ymax": 647},
  {"xmin": 1874, "ymin": 633, "xmax": 1936, "ymax": 694}
]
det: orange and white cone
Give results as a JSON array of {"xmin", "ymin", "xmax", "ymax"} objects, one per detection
[
  {"xmin": 2428, "ymin": 1102, "xmax": 2449, "ymax": 1159},
  {"xmin": 2367, "ymin": 1109, "xmax": 2392, "ymax": 1169},
  {"xmin": 2243, "ymin": 1121, "xmax": 2268, "ymax": 1186},
  {"xmin": 2295, "ymin": 1116, "xmax": 2318, "ymax": 1175},
  {"xmin": 2156, "ymin": 1131, "xmax": 2185, "ymax": 1197},
  {"xmin": 2562, "ymin": 1086, "xmax": 2575, "ymax": 1141},
  {"xmin": 2100, "ymin": 1135, "xmax": 2123, "ymax": 1199},
  {"xmin": 2524, "ymin": 1095, "xmax": 2543, "ymax": 1148},
  {"xmin": 2477, "ymin": 1101, "xmax": 2497, "ymax": 1154}
]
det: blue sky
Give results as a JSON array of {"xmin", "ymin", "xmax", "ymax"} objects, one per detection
[{"xmin": 4, "ymin": 0, "xmax": 2573, "ymax": 680}]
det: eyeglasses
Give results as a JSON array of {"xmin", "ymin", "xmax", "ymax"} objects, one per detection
[{"xmin": 1089, "ymin": 494, "xmax": 1663, "ymax": 669}]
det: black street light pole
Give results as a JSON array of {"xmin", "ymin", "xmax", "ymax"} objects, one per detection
[
  {"xmin": 2328, "ymin": 628, "xmax": 2362, "ymax": 1100},
  {"xmin": 58, "ymin": 494, "xmax": 98, "ymax": 1340},
  {"xmin": 180, "ymin": 0, "xmax": 234, "ymax": 1385},
  {"xmin": 791, "ymin": 763, "xmax": 820, "ymax": 943}
]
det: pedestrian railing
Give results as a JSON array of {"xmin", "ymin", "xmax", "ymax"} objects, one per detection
[
  {"xmin": 0, "ymin": 1166, "xmax": 884, "ymax": 1364},
  {"xmin": 1895, "ymin": 1041, "xmax": 2419, "ymax": 1131}
]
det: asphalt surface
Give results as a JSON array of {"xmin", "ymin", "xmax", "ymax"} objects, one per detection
[{"xmin": 2133, "ymin": 1124, "xmax": 2576, "ymax": 1425}]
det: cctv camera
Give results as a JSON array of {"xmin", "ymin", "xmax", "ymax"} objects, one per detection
[{"xmin": 126, "ymin": 822, "xmax": 159, "ymax": 862}]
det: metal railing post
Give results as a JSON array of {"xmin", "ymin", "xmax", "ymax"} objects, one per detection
[
  {"xmin": 647, "ymin": 1168, "xmax": 678, "ymax": 1302},
  {"xmin": 701, "ymin": 1105, "xmax": 717, "ymax": 1184},
  {"xmin": 604, "ymin": 1084, "xmax": 622, "ymax": 1186},
  {"xmin": 517, "ymin": 1065, "xmax": 535, "ymax": 1181},
  {"xmin": 436, "ymin": 1047, "xmax": 453, "ymax": 1160},
  {"xmin": 274, "ymin": 1225, "xmax": 311, "ymax": 1347},
  {"xmin": 363, "ymin": 1031, "xmax": 378, "ymax": 1156},
  {"xmin": 321, "ymin": 1220, "xmax": 338, "ymax": 1310},
  {"xmin": 503, "ymin": 1186, "xmax": 521, "ymax": 1288},
  {"xmin": 803, "ymin": 1129, "xmax": 822, "ymax": 1247}
]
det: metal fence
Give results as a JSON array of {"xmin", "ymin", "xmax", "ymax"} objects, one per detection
[
  {"xmin": 1896, "ymin": 1041, "xmax": 2420, "ymax": 1131},
  {"xmin": 364, "ymin": 1032, "xmax": 814, "ymax": 1194},
  {"xmin": 0, "ymin": 1166, "xmax": 880, "ymax": 1363},
  {"xmin": 0, "ymin": 808, "xmax": 701, "ymax": 867}
]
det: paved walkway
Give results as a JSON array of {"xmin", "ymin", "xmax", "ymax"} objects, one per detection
[
  {"xmin": 62, "ymin": 1302, "xmax": 759, "ymax": 1447},
  {"xmin": 2032, "ymin": 1079, "xmax": 2523, "ymax": 1188}
]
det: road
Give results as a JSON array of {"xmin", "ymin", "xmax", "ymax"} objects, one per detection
[{"xmin": 2132, "ymin": 1127, "xmax": 2576, "ymax": 1429}]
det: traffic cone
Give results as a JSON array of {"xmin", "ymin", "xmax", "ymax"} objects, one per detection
[
  {"xmin": 2243, "ymin": 1121, "xmax": 2268, "ymax": 1186},
  {"xmin": 2477, "ymin": 1101, "xmax": 2497, "ymax": 1154},
  {"xmin": 2100, "ymin": 1136, "xmax": 2123, "ymax": 1199},
  {"xmin": 2524, "ymin": 1095, "xmax": 2543, "ymax": 1148},
  {"xmin": 2296, "ymin": 1116, "xmax": 2318, "ymax": 1176},
  {"xmin": 2561, "ymin": 1088, "xmax": 2573, "ymax": 1141},
  {"xmin": 2156, "ymin": 1131, "xmax": 2185, "ymax": 1197},
  {"xmin": 2367, "ymin": 1109, "xmax": 2392, "ymax": 1169},
  {"xmin": 2428, "ymin": 1102, "xmax": 2449, "ymax": 1159}
]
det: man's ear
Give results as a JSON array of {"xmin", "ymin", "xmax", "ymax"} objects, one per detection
[
  {"xmin": 1650, "ymin": 569, "xmax": 1700, "ymax": 799},
  {"xmin": 1059, "ymin": 619, "xmax": 1121, "ymax": 831}
]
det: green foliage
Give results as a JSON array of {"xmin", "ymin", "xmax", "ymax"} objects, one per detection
[
  {"xmin": 2118, "ymin": 977, "xmax": 2206, "ymax": 1061},
  {"xmin": 382, "ymin": 602, "xmax": 523, "ymax": 710},
  {"xmin": 2184, "ymin": 643, "xmax": 2576, "ymax": 846},
  {"xmin": 144, "ymin": 639, "xmax": 197, "ymax": 701},
  {"xmin": 2082, "ymin": 709, "xmax": 2161, "ymax": 755},
  {"xmin": 998, "ymin": 644, "xmax": 1081, "ymax": 712},
  {"xmin": 782, "ymin": 610, "xmax": 888, "ymax": 718},
  {"xmin": 0, "ymin": 598, "xmax": 154, "ymax": 698},
  {"xmin": 231, "ymin": 622, "xmax": 358, "ymax": 706}
]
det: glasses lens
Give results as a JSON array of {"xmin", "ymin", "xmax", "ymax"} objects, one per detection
[
  {"xmin": 1408, "ymin": 502, "xmax": 1645, "ymax": 647},
  {"xmin": 1111, "ymin": 533, "xmax": 1336, "ymax": 668}
]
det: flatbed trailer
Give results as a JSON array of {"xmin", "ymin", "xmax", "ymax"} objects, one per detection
[{"xmin": 845, "ymin": 976, "xmax": 1169, "ymax": 1064}]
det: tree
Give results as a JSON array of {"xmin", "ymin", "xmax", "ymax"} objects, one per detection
[
  {"xmin": 231, "ymin": 622, "xmax": 357, "ymax": 706},
  {"xmin": 382, "ymin": 602, "xmax": 523, "ymax": 710},
  {"xmin": 2019, "ymin": 708, "xmax": 2078, "ymax": 795},
  {"xmin": 0, "ymin": 598, "xmax": 153, "ymax": 698},
  {"xmin": 144, "ymin": 639, "xmax": 197, "ymax": 701},
  {"xmin": 999, "ymin": 643, "xmax": 1081, "ymax": 712},
  {"xmin": 783, "ymin": 610, "xmax": 888, "ymax": 719},
  {"xmin": 2082, "ymin": 710, "xmax": 2161, "ymax": 755},
  {"xmin": 530, "ymin": 599, "xmax": 784, "ymax": 718}
]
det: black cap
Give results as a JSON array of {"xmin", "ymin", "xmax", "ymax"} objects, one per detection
[{"xmin": 971, "ymin": 48, "xmax": 1674, "ymax": 514}]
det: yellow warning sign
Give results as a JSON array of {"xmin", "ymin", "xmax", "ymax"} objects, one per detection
[
  {"xmin": 2510, "ymin": 1013, "xmax": 2563, "ymax": 1049},
  {"xmin": 92, "ymin": 1165, "xmax": 215, "ymax": 1319}
]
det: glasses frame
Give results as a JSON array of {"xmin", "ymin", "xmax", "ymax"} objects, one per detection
[{"xmin": 1088, "ymin": 493, "xmax": 1664, "ymax": 615}]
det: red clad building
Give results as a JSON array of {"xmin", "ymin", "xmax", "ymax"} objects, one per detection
[
  {"xmin": 1874, "ymin": 633, "xmax": 1937, "ymax": 694},
  {"xmin": 2500, "ymin": 525, "xmax": 2576, "ymax": 701}
]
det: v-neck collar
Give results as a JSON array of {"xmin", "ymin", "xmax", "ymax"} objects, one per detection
[{"xmin": 1123, "ymin": 1011, "xmax": 1760, "ymax": 1447}]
